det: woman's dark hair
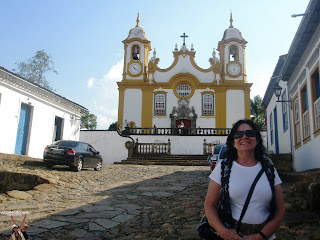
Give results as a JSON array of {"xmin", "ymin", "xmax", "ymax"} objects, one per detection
[{"xmin": 225, "ymin": 119, "xmax": 266, "ymax": 162}]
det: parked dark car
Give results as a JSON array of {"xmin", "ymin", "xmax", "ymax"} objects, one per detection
[
  {"xmin": 209, "ymin": 145, "xmax": 228, "ymax": 172},
  {"xmin": 43, "ymin": 140, "xmax": 102, "ymax": 172},
  {"xmin": 217, "ymin": 145, "xmax": 228, "ymax": 162}
]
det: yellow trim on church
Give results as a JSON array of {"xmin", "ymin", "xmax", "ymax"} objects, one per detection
[
  {"xmin": 244, "ymin": 87, "xmax": 251, "ymax": 119},
  {"xmin": 141, "ymin": 89, "xmax": 153, "ymax": 127},
  {"xmin": 118, "ymin": 85, "xmax": 125, "ymax": 129},
  {"xmin": 215, "ymin": 87, "xmax": 227, "ymax": 128}
]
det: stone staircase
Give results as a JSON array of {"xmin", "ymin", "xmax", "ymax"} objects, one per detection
[
  {"xmin": 115, "ymin": 154, "xmax": 209, "ymax": 166},
  {"xmin": 117, "ymin": 153, "xmax": 295, "ymax": 168},
  {"xmin": 269, "ymin": 153, "xmax": 293, "ymax": 173},
  {"xmin": 117, "ymin": 153, "xmax": 294, "ymax": 168}
]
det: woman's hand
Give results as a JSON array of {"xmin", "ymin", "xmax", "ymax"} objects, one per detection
[{"xmin": 219, "ymin": 228, "xmax": 243, "ymax": 240}]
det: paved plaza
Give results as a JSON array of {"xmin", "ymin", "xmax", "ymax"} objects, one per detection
[{"xmin": 0, "ymin": 161, "xmax": 319, "ymax": 239}]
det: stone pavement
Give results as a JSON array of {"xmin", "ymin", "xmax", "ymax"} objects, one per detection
[{"xmin": 0, "ymin": 161, "xmax": 320, "ymax": 239}]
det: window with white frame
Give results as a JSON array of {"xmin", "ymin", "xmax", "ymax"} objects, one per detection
[
  {"xmin": 311, "ymin": 67, "xmax": 320, "ymax": 132},
  {"xmin": 270, "ymin": 112, "xmax": 273, "ymax": 145},
  {"xmin": 154, "ymin": 93, "xmax": 166, "ymax": 116},
  {"xmin": 315, "ymin": 98, "xmax": 320, "ymax": 132},
  {"xmin": 281, "ymin": 90, "xmax": 288, "ymax": 132},
  {"xmin": 301, "ymin": 86, "xmax": 310, "ymax": 139},
  {"xmin": 176, "ymin": 84, "xmax": 191, "ymax": 98},
  {"xmin": 202, "ymin": 94, "xmax": 214, "ymax": 116},
  {"xmin": 294, "ymin": 98, "xmax": 301, "ymax": 144}
]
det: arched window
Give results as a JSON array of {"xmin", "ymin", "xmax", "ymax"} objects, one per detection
[
  {"xmin": 229, "ymin": 45, "xmax": 238, "ymax": 61},
  {"xmin": 132, "ymin": 45, "xmax": 140, "ymax": 60}
]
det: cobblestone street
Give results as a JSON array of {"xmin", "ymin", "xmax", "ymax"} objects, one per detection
[{"xmin": 0, "ymin": 161, "xmax": 319, "ymax": 239}]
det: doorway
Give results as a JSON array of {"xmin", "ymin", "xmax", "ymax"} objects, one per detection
[
  {"xmin": 15, "ymin": 103, "xmax": 32, "ymax": 155},
  {"xmin": 53, "ymin": 116, "xmax": 64, "ymax": 142},
  {"xmin": 176, "ymin": 119, "xmax": 191, "ymax": 128},
  {"xmin": 273, "ymin": 107, "xmax": 279, "ymax": 154}
]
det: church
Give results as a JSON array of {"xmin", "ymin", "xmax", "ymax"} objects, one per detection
[{"xmin": 117, "ymin": 14, "xmax": 251, "ymax": 131}]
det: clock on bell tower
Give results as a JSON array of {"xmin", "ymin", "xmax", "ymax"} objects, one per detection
[
  {"xmin": 218, "ymin": 13, "xmax": 248, "ymax": 82},
  {"xmin": 122, "ymin": 13, "xmax": 151, "ymax": 80}
]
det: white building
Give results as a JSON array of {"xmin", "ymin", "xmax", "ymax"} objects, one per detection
[
  {"xmin": 262, "ymin": 0, "xmax": 320, "ymax": 172},
  {"xmin": 0, "ymin": 66, "xmax": 87, "ymax": 159}
]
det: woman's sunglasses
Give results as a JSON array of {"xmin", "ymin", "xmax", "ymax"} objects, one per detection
[{"xmin": 233, "ymin": 130, "xmax": 256, "ymax": 139}]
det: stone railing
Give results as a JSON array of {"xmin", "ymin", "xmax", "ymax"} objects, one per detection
[
  {"xmin": 134, "ymin": 139, "xmax": 171, "ymax": 155},
  {"xmin": 121, "ymin": 127, "xmax": 231, "ymax": 136}
]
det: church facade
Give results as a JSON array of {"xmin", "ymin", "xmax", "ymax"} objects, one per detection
[{"xmin": 117, "ymin": 14, "xmax": 251, "ymax": 130}]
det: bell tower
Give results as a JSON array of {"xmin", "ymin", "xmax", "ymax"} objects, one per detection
[
  {"xmin": 218, "ymin": 13, "xmax": 248, "ymax": 82},
  {"xmin": 122, "ymin": 13, "xmax": 151, "ymax": 81}
]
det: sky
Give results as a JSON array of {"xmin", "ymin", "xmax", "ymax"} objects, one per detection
[{"xmin": 0, "ymin": 0, "xmax": 310, "ymax": 129}]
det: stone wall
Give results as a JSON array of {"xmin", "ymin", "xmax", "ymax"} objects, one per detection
[{"xmin": 0, "ymin": 171, "xmax": 49, "ymax": 193}]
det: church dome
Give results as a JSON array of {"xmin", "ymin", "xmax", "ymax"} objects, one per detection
[
  {"xmin": 222, "ymin": 27, "xmax": 244, "ymax": 40},
  {"xmin": 221, "ymin": 13, "xmax": 244, "ymax": 41},
  {"xmin": 125, "ymin": 13, "xmax": 148, "ymax": 41}
]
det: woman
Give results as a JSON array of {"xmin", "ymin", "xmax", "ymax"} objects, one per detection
[
  {"xmin": 9, "ymin": 225, "xmax": 25, "ymax": 240},
  {"xmin": 204, "ymin": 119, "xmax": 285, "ymax": 240},
  {"xmin": 10, "ymin": 215, "xmax": 27, "ymax": 240}
]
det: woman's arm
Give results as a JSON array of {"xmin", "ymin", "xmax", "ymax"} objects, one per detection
[
  {"xmin": 205, "ymin": 180, "xmax": 242, "ymax": 240},
  {"xmin": 245, "ymin": 184, "xmax": 285, "ymax": 240},
  {"xmin": 19, "ymin": 215, "xmax": 27, "ymax": 230},
  {"xmin": 10, "ymin": 216, "xmax": 17, "ymax": 225}
]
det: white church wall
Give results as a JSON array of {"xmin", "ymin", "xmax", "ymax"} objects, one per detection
[
  {"xmin": 153, "ymin": 117, "xmax": 170, "ymax": 128},
  {"xmin": 152, "ymin": 89, "xmax": 178, "ymax": 128},
  {"xmin": 192, "ymin": 89, "xmax": 216, "ymax": 128},
  {"xmin": 79, "ymin": 131, "xmax": 270, "ymax": 164},
  {"xmin": 154, "ymin": 55, "xmax": 214, "ymax": 83},
  {"xmin": 197, "ymin": 118, "xmax": 216, "ymax": 128},
  {"xmin": 123, "ymin": 89, "xmax": 142, "ymax": 127},
  {"xmin": 189, "ymin": 90, "xmax": 201, "ymax": 115},
  {"xmin": 226, "ymin": 90, "xmax": 245, "ymax": 127},
  {"xmin": 80, "ymin": 130, "xmax": 229, "ymax": 164},
  {"xmin": 80, "ymin": 130, "xmax": 128, "ymax": 164},
  {"xmin": 0, "ymin": 82, "xmax": 82, "ymax": 159}
]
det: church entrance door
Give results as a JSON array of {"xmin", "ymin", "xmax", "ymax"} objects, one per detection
[{"xmin": 176, "ymin": 119, "xmax": 191, "ymax": 128}]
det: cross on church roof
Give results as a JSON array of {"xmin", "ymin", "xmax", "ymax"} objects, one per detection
[{"xmin": 180, "ymin": 32, "xmax": 188, "ymax": 45}]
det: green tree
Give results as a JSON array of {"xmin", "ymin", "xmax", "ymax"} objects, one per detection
[
  {"xmin": 13, "ymin": 50, "xmax": 57, "ymax": 91},
  {"xmin": 81, "ymin": 112, "xmax": 97, "ymax": 130},
  {"xmin": 108, "ymin": 121, "xmax": 118, "ymax": 131},
  {"xmin": 250, "ymin": 95, "xmax": 265, "ymax": 131}
]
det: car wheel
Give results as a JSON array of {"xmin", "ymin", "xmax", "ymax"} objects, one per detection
[
  {"xmin": 73, "ymin": 159, "xmax": 83, "ymax": 172},
  {"xmin": 45, "ymin": 162, "xmax": 53, "ymax": 169},
  {"xmin": 94, "ymin": 160, "xmax": 102, "ymax": 171}
]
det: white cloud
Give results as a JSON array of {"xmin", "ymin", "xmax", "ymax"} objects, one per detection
[
  {"xmin": 87, "ymin": 77, "xmax": 95, "ymax": 88},
  {"xmin": 96, "ymin": 114, "xmax": 114, "ymax": 129},
  {"xmin": 104, "ymin": 59, "xmax": 123, "ymax": 81},
  {"xmin": 87, "ymin": 60, "xmax": 124, "ymax": 129},
  {"xmin": 250, "ymin": 72, "xmax": 272, "ymax": 99}
]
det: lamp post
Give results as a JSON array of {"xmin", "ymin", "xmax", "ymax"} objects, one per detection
[
  {"xmin": 273, "ymin": 84, "xmax": 294, "ymax": 155},
  {"xmin": 274, "ymin": 85, "xmax": 292, "ymax": 109}
]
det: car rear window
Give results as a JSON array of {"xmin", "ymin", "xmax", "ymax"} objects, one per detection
[
  {"xmin": 220, "ymin": 146, "xmax": 228, "ymax": 159},
  {"xmin": 213, "ymin": 145, "xmax": 222, "ymax": 154},
  {"xmin": 54, "ymin": 141, "xmax": 79, "ymax": 148}
]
